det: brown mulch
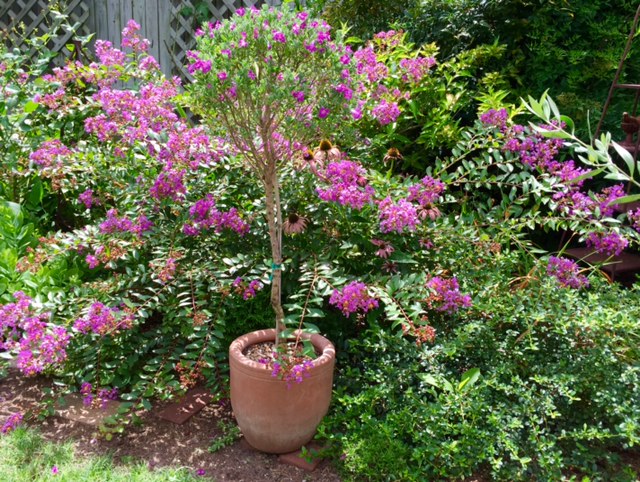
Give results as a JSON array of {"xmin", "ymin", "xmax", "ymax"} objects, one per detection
[{"xmin": 0, "ymin": 368, "xmax": 341, "ymax": 481}]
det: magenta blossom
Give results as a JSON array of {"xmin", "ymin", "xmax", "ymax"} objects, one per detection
[
  {"xmin": 378, "ymin": 197, "xmax": 419, "ymax": 234},
  {"xmin": 547, "ymin": 256, "xmax": 589, "ymax": 289},
  {"xmin": 329, "ymin": 281, "xmax": 379, "ymax": 316},
  {"xmin": 427, "ymin": 276, "xmax": 472, "ymax": 313}
]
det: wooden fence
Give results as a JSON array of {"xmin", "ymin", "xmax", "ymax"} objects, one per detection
[{"xmin": 0, "ymin": 0, "xmax": 281, "ymax": 77}]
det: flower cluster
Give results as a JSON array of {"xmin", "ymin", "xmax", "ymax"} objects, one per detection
[
  {"xmin": 426, "ymin": 276, "xmax": 472, "ymax": 313},
  {"xmin": 378, "ymin": 197, "xmax": 419, "ymax": 234},
  {"xmin": 628, "ymin": 208, "xmax": 640, "ymax": 232},
  {"xmin": 99, "ymin": 209, "xmax": 153, "ymax": 238},
  {"xmin": 503, "ymin": 126, "xmax": 564, "ymax": 169},
  {"xmin": 182, "ymin": 195, "xmax": 250, "ymax": 236},
  {"xmin": 585, "ymin": 231, "xmax": 628, "ymax": 256},
  {"xmin": 329, "ymin": 281, "xmax": 379, "ymax": 316},
  {"xmin": 262, "ymin": 353, "xmax": 314, "ymax": 388},
  {"xmin": 547, "ymin": 256, "xmax": 589, "ymax": 289},
  {"xmin": 1, "ymin": 412, "xmax": 23, "ymax": 434},
  {"xmin": 399, "ymin": 56, "xmax": 436, "ymax": 84},
  {"xmin": 407, "ymin": 175, "xmax": 446, "ymax": 207},
  {"xmin": 480, "ymin": 108, "xmax": 509, "ymax": 130},
  {"xmin": 232, "ymin": 277, "xmax": 264, "ymax": 300},
  {"xmin": 73, "ymin": 302, "xmax": 134, "ymax": 336},
  {"xmin": 0, "ymin": 292, "xmax": 70, "ymax": 376},
  {"xmin": 78, "ymin": 189, "xmax": 97, "ymax": 209},
  {"xmin": 29, "ymin": 140, "xmax": 72, "ymax": 168},
  {"xmin": 353, "ymin": 46, "xmax": 389, "ymax": 83},
  {"xmin": 316, "ymin": 160, "xmax": 375, "ymax": 210},
  {"xmin": 371, "ymin": 99, "xmax": 401, "ymax": 125}
]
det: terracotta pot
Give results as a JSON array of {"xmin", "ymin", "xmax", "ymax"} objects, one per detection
[{"xmin": 229, "ymin": 328, "xmax": 335, "ymax": 454}]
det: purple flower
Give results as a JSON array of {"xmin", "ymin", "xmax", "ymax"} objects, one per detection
[
  {"xmin": 427, "ymin": 276, "xmax": 472, "ymax": 313},
  {"xmin": 0, "ymin": 292, "xmax": 70, "ymax": 376},
  {"xmin": 85, "ymin": 254, "xmax": 99, "ymax": 269},
  {"xmin": 407, "ymin": 176, "xmax": 445, "ymax": 207},
  {"xmin": 1, "ymin": 412, "xmax": 23, "ymax": 434},
  {"xmin": 150, "ymin": 169, "xmax": 186, "ymax": 201},
  {"xmin": 291, "ymin": 90, "xmax": 305, "ymax": 103},
  {"xmin": 182, "ymin": 195, "xmax": 250, "ymax": 236},
  {"xmin": 29, "ymin": 140, "xmax": 72, "ymax": 167},
  {"xmin": 585, "ymin": 232, "xmax": 628, "ymax": 256},
  {"xmin": 316, "ymin": 160, "xmax": 375, "ymax": 210},
  {"xmin": 273, "ymin": 31, "xmax": 286, "ymax": 43},
  {"xmin": 73, "ymin": 302, "xmax": 133, "ymax": 336},
  {"xmin": 399, "ymin": 56, "xmax": 436, "ymax": 83},
  {"xmin": 372, "ymin": 100, "xmax": 400, "ymax": 126},
  {"xmin": 51, "ymin": 466, "xmax": 59, "ymax": 475},
  {"xmin": 547, "ymin": 256, "xmax": 589, "ymax": 289},
  {"xmin": 480, "ymin": 108, "xmax": 508, "ymax": 129},
  {"xmin": 378, "ymin": 197, "xmax": 419, "ymax": 234},
  {"xmin": 318, "ymin": 107, "xmax": 330, "ymax": 119},
  {"xmin": 78, "ymin": 189, "xmax": 96, "ymax": 209},
  {"xmin": 329, "ymin": 281, "xmax": 379, "ymax": 317},
  {"xmin": 218, "ymin": 71, "xmax": 228, "ymax": 81}
]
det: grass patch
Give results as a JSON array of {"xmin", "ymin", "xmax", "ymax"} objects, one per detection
[{"xmin": 0, "ymin": 427, "xmax": 202, "ymax": 481}]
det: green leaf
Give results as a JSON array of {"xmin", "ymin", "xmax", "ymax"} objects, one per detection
[
  {"xmin": 457, "ymin": 368, "xmax": 481, "ymax": 392},
  {"xmin": 610, "ymin": 193, "xmax": 640, "ymax": 206},
  {"xmin": 611, "ymin": 141, "xmax": 635, "ymax": 178},
  {"xmin": 23, "ymin": 100, "xmax": 39, "ymax": 113}
]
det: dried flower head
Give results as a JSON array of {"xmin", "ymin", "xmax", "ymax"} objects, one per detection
[{"xmin": 383, "ymin": 147, "xmax": 403, "ymax": 163}]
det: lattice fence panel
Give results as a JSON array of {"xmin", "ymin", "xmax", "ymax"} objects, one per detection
[
  {"xmin": 0, "ymin": 0, "xmax": 90, "ymax": 62},
  {"xmin": 169, "ymin": 0, "xmax": 280, "ymax": 79}
]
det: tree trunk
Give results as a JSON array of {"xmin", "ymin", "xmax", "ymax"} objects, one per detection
[{"xmin": 263, "ymin": 164, "xmax": 286, "ymax": 347}]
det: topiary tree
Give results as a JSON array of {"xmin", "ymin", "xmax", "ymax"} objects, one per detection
[{"xmin": 186, "ymin": 5, "xmax": 358, "ymax": 345}]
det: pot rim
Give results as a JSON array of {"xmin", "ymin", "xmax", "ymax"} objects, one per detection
[{"xmin": 229, "ymin": 328, "xmax": 335, "ymax": 372}]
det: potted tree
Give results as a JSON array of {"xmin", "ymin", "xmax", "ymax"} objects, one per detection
[{"xmin": 186, "ymin": 5, "xmax": 358, "ymax": 453}]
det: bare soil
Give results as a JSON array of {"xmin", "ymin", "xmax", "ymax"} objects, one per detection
[{"xmin": 0, "ymin": 368, "xmax": 341, "ymax": 481}]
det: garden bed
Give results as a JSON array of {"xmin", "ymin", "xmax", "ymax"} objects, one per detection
[{"xmin": 0, "ymin": 368, "xmax": 340, "ymax": 481}]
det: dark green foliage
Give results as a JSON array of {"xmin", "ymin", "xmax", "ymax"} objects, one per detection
[
  {"xmin": 322, "ymin": 246, "xmax": 640, "ymax": 480},
  {"xmin": 322, "ymin": 1, "xmax": 640, "ymax": 138}
]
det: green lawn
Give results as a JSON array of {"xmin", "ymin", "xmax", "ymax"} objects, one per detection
[{"xmin": 0, "ymin": 427, "xmax": 203, "ymax": 482}]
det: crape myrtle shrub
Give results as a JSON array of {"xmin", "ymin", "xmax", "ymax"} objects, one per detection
[{"xmin": 0, "ymin": 6, "xmax": 639, "ymax": 475}]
